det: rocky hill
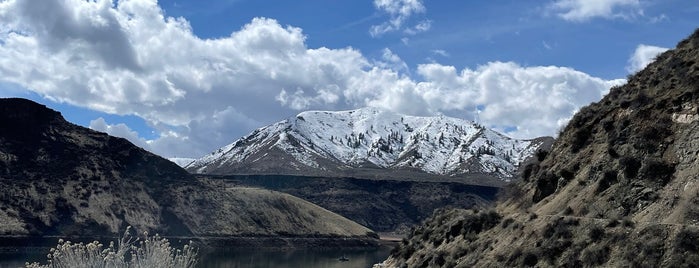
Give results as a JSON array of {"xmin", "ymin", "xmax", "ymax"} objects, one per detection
[
  {"xmin": 0, "ymin": 98, "xmax": 376, "ymax": 247},
  {"xmin": 187, "ymin": 107, "xmax": 551, "ymax": 184},
  {"xmin": 378, "ymin": 29, "xmax": 699, "ymax": 267}
]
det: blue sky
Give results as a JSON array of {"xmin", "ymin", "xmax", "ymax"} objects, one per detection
[
  {"xmin": 156, "ymin": 0, "xmax": 694, "ymax": 78},
  {"xmin": 0, "ymin": 0, "xmax": 696, "ymax": 159}
]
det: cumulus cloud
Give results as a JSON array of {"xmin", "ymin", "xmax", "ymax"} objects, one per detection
[
  {"xmin": 89, "ymin": 117, "xmax": 195, "ymax": 158},
  {"xmin": 0, "ymin": 0, "xmax": 624, "ymax": 158},
  {"xmin": 626, "ymin": 44, "xmax": 669, "ymax": 73},
  {"xmin": 548, "ymin": 0, "xmax": 642, "ymax": 22},
  {"xmin": 370, "ymin": 0, "xmax": 428, "ymax": 37},
  {"xmin": 374, "ymin": 48, "xmax": 410, "ymax": 74},
  {"xmin": 90, "ymin": 117, "xmax": 148, "ymax": 148},
  {"xmin": 411, "ymin": 62, "xmax": 626, "ymax": 138}
]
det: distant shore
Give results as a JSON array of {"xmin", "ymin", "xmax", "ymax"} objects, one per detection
[
  {"xmin": 377, "ymin": 232, "xmax": 404, "ymax": 244},
  {"xmin": 0, "ymin": 234, "xmax": 380, "ymax": 252}
]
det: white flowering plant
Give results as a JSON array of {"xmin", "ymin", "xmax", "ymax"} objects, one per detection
[{"xmin": 24, "ymin": 226, "xmax": 197, "ymax": 268}]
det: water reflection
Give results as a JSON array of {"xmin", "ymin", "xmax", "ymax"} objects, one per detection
[
  {"xmin": 197, "ymin": 247, "xmax": 391, "ymax": 268},
  {"xmin": 0, "ymin": 250, "xmax": 45, "ymax": 268}
]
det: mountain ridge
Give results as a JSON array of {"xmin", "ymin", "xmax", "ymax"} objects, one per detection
[{"xmin": 187, "ymin": 107, "xmax": 552, "ymax": 183}]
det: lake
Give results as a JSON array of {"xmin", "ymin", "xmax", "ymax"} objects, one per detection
[{"xmin": 0, "ymin": 246, "xmax": 393, "ymax": 268}]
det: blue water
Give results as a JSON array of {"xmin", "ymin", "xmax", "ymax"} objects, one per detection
[{"xmin": 0, "ymin": 246, "xmax": 392, "ymax": 268}]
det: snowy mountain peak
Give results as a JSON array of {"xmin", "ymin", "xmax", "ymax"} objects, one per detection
[{"xmin": 186, "ymin": 107, "xmax": 552, "ymax": 182}]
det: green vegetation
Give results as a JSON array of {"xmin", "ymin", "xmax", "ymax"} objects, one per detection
[{"xmin": 24, "ymin": 227, "xmax": 197, "ymax": 268}]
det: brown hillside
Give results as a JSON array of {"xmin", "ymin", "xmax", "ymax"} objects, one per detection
[
  {"xmin": 379, "ymin": 28, "xmax": 699, "ymax": 267},
  {"xmin": 0, "ymin": 98, "xmax": 376, "ymax": 247}
]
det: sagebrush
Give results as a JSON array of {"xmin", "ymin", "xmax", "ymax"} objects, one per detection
[{"xmin": 25, "ymin": 226, "xmax": 197, "ymax": 268}]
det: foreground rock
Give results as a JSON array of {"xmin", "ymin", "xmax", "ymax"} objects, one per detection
[
  {"xmin": 0, "ymin": 98, "xmax": 377, "ymax": 248},
  {"xmin": 379, "ymin": 29, "xmax": 699, "ymax": 267}
]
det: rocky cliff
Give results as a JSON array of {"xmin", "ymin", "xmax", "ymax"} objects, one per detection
[{"xmin": 379, "ymin": 28, "xmax": 699, "ymax": 267}]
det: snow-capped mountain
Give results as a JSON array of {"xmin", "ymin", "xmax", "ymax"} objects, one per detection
[{"xmin": 186, "ymin": 107, "xmax": 552, "ymax": 181}]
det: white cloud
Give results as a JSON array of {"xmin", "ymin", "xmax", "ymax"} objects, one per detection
[
  {"xmin": 90, "ymin": 117, "xmax": 149, "ymax": 148},
  {"xmin": 626, "ymin": 44, "xmax": 669, "ymax": 73},
  {"xmin": 404, "ymin": 19, "xmax": 431, "ymax": 35},
  {"xmin": 542, "ymin": 41, "xmax": 553, "ymax": 50},
  {"xmin": 409, "ymin": 62, "xmax": 626, "ymax": 138},
  {"xmin": 0, "ymin": 0, "xmax": 367, "ymax": 157},
  {"xmin": 431, "ymin": 49, "xmax": 449, "ymax": 57},
  {"xmin": 0, "ymin": 0, "xmax": 624, "ymax": 158},
  {"xmin": 370, "ymin": 0, "xmax": 427, "ymax": 37},
  {"xmin": 648, "ymin": 14, "xmax": 668, "ymax": 24},
  {"xmin": 89, "ymin": 117, "xmax": 194, "ymax": 157},
  {"xmin": 548, "ymin": 0, "xmax": 642, "ymax": 22},
  {"xmin": 375, "ymin": 48, "xmax": 410, "ymax": 74}
]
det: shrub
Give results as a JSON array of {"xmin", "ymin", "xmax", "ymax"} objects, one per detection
[
  {"xmin": 529, "ymin": 213, "xmax": 538, "ymax": 221},
  {"xmin": 456, "ymin": 210, "xmax": 502, "ymax": 237},
  {"xmin": 533, "ymin": 172, "xmax": 558, "ymax": 203},
  {"xmin": 588, "ymin": 226, "xmax": 605, "ymax": 242},
  {"xmin": 596, "ymin": 170, "xmax": 618, "ymax": 194},
  {"xmin": 542, "ymin": 218, "xmax": 577, "ymax": 240},
  {"xmin": 522, "ymin": 164, "xmax": 535, "ymax": 181},
  {"xmin": 559, "ymin": 169, "xmax": 575, "ymax": 181},
  {"xmin": 675, "ymin": 228, "xmax": 699, "ymax": 252},
  {"xmin": 500, "ymin": 217, "xmax": 515, "ymax": 229},
  {"xmin": 523, "ymin": 253, "xmax": 538, "ymax": 266},
  {"xmin": 606, "ymin": 218, "xmax": 620, "ymax": 228},
  {"xmin": 623, "ymin": 227, "xmax": 665, "ymax": 267},
  {"xmin": 669, "ymin": 228, "xmax": 699, "ymax": 266},
  {"xmin": 580, "ymin": 245, "xmax": 610, "ymax": 266},
  {"xmin": 639, "ymin": 158, "xmax": 676, "ymax": 186},
  {"xmin": 496, "ymin": 182, "xmax": 524, "ymax": 203},
  {"xmin": 563, "ymin": 206, "xmax": 574, "ymax": 216},
  {"xmin": 620, "ymin": 157, "xmax": 641, "ymax": 179},
  {"xmin": 24, "ymin": 227, "xmax": 197, "ymax": 268}
]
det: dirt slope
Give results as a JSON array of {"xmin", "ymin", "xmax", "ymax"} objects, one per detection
[{"xmin": 379, "ymin": 28, "xmax": 699, "ymax": 267}]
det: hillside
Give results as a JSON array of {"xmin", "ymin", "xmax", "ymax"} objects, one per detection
[
  {"xmin": 0, "ymin": 98, "xmax": 376, "ymax": 247},
  {"xmin": 187, "ymin": 107, "xmax": 551, "ymax": 184},
  {"xmin": 378, "ymin": 29, "xmax": 699, "ymax": 267},
  {"xmin": 209, "ymin": 174, "xmax": 499, "ymax": 233}
]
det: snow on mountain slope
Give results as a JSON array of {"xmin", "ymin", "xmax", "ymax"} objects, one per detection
[
  {"xmin": 169, "ymin": 157, "xmax": 196, "ymax": 167},
  {"xmin": 186, "ymin": 107, "xmax": 550, "ymax": 181}
]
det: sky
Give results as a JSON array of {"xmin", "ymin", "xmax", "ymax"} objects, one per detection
[{"xmin": 0, "ymin": 0, "xmax": 696, "ymax": 160}]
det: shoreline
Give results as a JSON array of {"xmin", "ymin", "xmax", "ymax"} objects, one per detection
[
  {"xmin": 377, "ymin": 232, "xmax": 404, "ymax": 247},
  {"xmin": 0, "ymin": 234, "xmax": 380, "ymax": 252}
]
